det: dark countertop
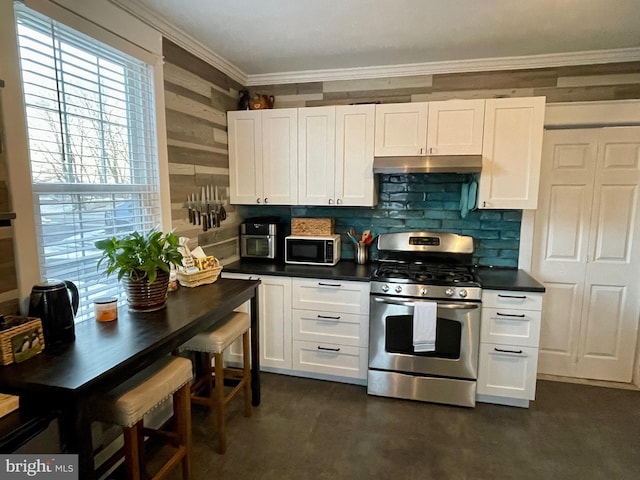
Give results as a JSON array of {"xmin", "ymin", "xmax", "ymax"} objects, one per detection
[
  {"xmin": 224, "ymin": 260, "xmax": 376, "ymax": 282},
  {"xmin": 477, "ymin": 267, "xmax": 545, "ymax": 292},
  {"xmin": 224, "ymin": 260, "xmax": 545, "ymax": 292}
]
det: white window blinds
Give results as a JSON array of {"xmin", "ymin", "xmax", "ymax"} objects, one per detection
[{"xmin": 15, "ymin": 4, "xmax": 162, "ymax": 322}]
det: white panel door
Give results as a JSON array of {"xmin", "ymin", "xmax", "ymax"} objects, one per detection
[
  {"xmin": 577, "ymin": 128, "xmax": 640, "ymax": 381},
  {"xmin": 262, "ymin": 108, "xmax": 298, "ymax": 205},
  {"xmin": 335, "ymin": 104, "xmax": 376, "ymax": 206},
  {"xmin": 298, "ymin": 106, "xmax": 336, "ymax": 205},
  {"xmin": 374, "ymin": 102, "xmax": 428, "ymax": 156},
  {"xmin": 533, "ymin": 127, "xmax": 640, "ymax": 382}
]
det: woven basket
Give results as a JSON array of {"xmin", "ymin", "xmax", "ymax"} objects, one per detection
[
  {"xmin": 291, "ymin": 218, "xmax": 334, "ymax": 236},
  {"xmin": 176, "ymin": 256, "xmax": 223, "ymax": 288},
  {"xmin": 0, "ymin": 316, "xmax": 45, "ymax": 365}
]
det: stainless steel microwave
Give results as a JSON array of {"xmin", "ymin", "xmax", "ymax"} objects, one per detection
[{"xmin": 285, "ymin": 235, "xmax": 341, "ymax": 266}]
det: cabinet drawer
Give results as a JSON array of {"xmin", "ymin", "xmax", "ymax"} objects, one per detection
[
  {"xmin": 477, "ymin": 343, "xmax": 538, "ymax": 400},
  {"xmin": 292, "ymin": 309, "xmax": 368, "ymax": 347},
  {"xmin": 482, "ymin": 290, "xmax": 543, "ymax": 311},
  {"xmin": 292, "ymin": 340, "xmax": 367, "ymax": 380},
  {"xmin": 481, "ymin": 307, "xmax": 541, "ymax": 347},
  {"xmin": 292, "ymin": 278, "xmax": 369, "ymax": 315}
]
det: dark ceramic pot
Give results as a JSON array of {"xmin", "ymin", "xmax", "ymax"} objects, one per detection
[{"xmin": 122, "ymin": 269, "xmax": 170, "ymax": 312}]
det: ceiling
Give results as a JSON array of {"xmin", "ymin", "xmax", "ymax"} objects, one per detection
[{"xmin": 131, "ymin": 0, "xmax": 640, "ymax": 84}]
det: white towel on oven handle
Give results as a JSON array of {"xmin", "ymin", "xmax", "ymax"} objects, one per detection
[{"xmin": 413, "ymin": 301, "xmax": 437, "ymax": 352}]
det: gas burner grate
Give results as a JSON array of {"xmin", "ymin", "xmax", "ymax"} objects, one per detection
[{"xmin": 373, "ymin": 262, "xmax": 479, "ymax": 285}]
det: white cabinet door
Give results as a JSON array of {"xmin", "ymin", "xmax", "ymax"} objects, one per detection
[
  {"xmin": 262, "ymin": 108, "xmax": 298, "ymax": 205},
  {"xmin": 228, "ymin": 110, "xmax": 263, "ymax": 204},
  {"xmin": 374, "ymin": 102, "xmax": 428, "ymax": 156},
  {"xmin": 292, "ymin": 340, "xmax": 368, "ymax": 380},
  {"xmin": 479, "ymin": 97, "xmax": 545, "ymax": 209},
  {"xmin": 220, "ymin": 273, "xmax": 292, "ymax": 370},
  {"xmin": 427, "ymin": 99, "xmax": 485, "ymax": 155},
  {"xmin": 298, "ymin": 106, "xmax": 336, "ymax": 206},
  {"xmin": 477, "ymin": 343, "xmax": 539, "ymax": 400},
  {"xmin": 335, "ymin": 104, "xmax": 376, "ymax": 206}
]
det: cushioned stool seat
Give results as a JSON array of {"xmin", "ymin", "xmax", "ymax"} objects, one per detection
[
  {"xmin": 181, "ymin": 311, "xmax": 252, "ymax": 454},
  {"xmin": 94, "ymin": 356, "xmax": 193, "ymax": 480}
]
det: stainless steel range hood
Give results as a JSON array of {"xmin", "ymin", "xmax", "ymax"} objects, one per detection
[{"xmin": 373, "ymin": 155, "xmax": 483, "ymax": 174}]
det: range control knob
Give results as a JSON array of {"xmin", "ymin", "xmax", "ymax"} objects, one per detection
[
  {"xmin": 420, "ymin": 287, "xmax": 428, "ymax": 296},
  {"xmin": 381, "ymin": 284, "xmax": 389, "ymax": 293},
  {"xmin": 445, "ymin": 288, "xmax": 455, "ymax": 297},
  {"xmin": 395, "ymin": 285, "xmax": 403, "ymax": 294},
  {"xmin": 458, "ymin": 289, "xmax": 468, "ymax": 298}
]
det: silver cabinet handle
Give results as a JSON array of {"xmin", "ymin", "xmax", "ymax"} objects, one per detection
[
  {"xmin": 317, "ymin": 315, "xmax": 341, "ymax": 320},
  {"xmin": 318, "ymin": 282, "xmax": 341, "ymax": 288},
  {"xmin": 328, "ymin": 198, "xmax": 333, "ymax": 204},
  {"xmin": 496, "ymin": 312, "xmax": 526, "ymax": 318},
  {"xmin": 264, "ymin": 198, "xmax": 269, "ymax": 204},
  {"xmin": 497, "ymin": 294, "xmax": 527, "ymax": 299},
  {"xmin": 317, "ymin": 346, "xmax": 340, "ymax": 352},
  {"xmin": 336, "ymin": 199, "xmax": 342, "ymax": 205},
  {"xmin": 256, "ymin": 198, "xmax": 261, "ymax": 204}
]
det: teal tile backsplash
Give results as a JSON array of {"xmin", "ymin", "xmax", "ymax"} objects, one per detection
[{"xmin": 238, "ymin": 174, "xmax": 522, "ymax": 267}]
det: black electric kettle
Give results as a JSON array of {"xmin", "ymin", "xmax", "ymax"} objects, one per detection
[{"xmin": 28, "ymin": 280, "xmax": 79, "ymax": 349}]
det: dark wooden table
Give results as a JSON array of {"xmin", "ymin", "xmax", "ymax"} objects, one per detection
[{"xmin": 0, "ymin": 278, "xmax": 261, "ymax": 479}]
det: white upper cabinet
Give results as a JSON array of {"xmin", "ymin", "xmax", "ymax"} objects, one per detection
[
  {"xmin": 297, "ymin": 105, "xmax": 376, "ymax": 207},
  {"xmin": 374, "ymin": 102, "xmax": 428, "ymax": 156},
  {"xmin": 228, "ymin": 110, "xmax": 263, "ymax": 204},
  {"xmin": 335, "ymin": 104, "xmax": 376, "ymax": 206},
  {"xmin": 478, "ymin": 97, "xmax": 545, "ymax": 209},
  {"xmin": 375, "ymin": 100, "xmax": 486, "ymax": 157},
  {"xmin": 426, "ymin": 99, "xmax": 485, "ymax": 155},
  {"xmin": 228, "ymin": 108, "xmax": 298, "ymax": 205},
  {"xmin": 298, "ymin": 107, "xmax": 336, "ymax": 205}
]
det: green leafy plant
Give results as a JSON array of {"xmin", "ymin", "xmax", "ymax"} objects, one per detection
[{"xmin": 95, "ymin": 229, "xmax": 183, "ymax": 284}]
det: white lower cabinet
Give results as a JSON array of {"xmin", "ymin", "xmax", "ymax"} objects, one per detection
[
  {"xmin": 292, "ymin": 278, "xmax": 370, "ymax": 382},
  {"xmin": 477, "ymin": 290, "xmax": 543, "ymax": 408},
  {"xmin": 221, "ymin": 273, "xmax": 292, "ymax": 371},
  {"xmin": 222, "ymin": 273, "xmax": 370, "ymax": 384}
]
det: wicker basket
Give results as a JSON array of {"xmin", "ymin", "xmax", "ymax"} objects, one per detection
[
  {"xmin": 176, "ymin": 257, "xmax": 223, "ymax": 288},
  {"xmin": 291, "ymin": 217, "xmax": 334, "ymax": 236},
  {"xmin": 0, "ymin": 316, "xmax": 45, "ymax": 366}
]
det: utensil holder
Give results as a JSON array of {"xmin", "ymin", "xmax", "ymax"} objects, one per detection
[{"xmin": 353, "ymin": 243, "xmax": 369, "ymax": 265}]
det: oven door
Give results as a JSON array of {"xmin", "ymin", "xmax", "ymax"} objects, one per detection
[{"xmin": 369, "ymin": 295, "xmax": 480, "ymax": 380}]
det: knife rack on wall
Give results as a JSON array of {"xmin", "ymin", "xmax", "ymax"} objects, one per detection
[{"xmin": 185, "ymin": 185, "xmax": 227, "ymax": 232}]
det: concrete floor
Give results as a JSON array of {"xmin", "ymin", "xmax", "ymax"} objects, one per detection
[{"xmin": 135, "ymin": 373, "xmax": 639, "ymax": 480}]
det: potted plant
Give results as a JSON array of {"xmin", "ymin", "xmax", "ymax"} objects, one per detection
[{"xmin": 95, "ymin": 229, "xmax": 183, "ymax": 311}]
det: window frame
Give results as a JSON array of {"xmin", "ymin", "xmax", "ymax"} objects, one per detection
[{"xmin": 0, "ymin": 0, "xmax": 170, "ymax": 313}]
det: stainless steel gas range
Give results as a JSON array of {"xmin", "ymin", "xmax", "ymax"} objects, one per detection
[{"xmin": 367, "ymin": 232, "xmax": 481, "ymax": 407}]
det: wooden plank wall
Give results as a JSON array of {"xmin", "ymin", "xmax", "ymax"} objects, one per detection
[
  {"xmin": 162, "ymin": 39, "xmax": 244, "ymax": 262},
  {"xmin": 247, "ymin": 62, "xmax": 640, "ymax": 107}
]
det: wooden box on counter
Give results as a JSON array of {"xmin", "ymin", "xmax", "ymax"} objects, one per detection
[{"xmin": 291, "ymin": 218, "xmax": 334, "ymax": 236}]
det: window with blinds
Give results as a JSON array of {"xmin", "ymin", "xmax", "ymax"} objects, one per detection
[{"xmin": 15, "ymin": 4, "xmax": 162, "ymax": 322}]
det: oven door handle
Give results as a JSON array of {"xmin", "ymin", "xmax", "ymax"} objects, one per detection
[{"xmin": 372, "ymin": 297, "xmax": 479, "ymax": 310}]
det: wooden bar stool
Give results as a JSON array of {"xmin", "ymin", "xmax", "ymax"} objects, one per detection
[
  {"xmin": 93, "ymin": 356, "xmax": 193, "ymax": 480},
  {"xmin": 181, "ymin": 311, "xmax": 252, "ymax": 454}
]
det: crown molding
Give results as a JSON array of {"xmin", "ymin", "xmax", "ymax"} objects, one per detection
[
  {"xmin": 106, "ymin": 1, "xmax": 640, "ymax": 88},
  {"xmin": 245, "ymin": 47, "xmax": 640, "ymax": 86},
  {"xmin": 108, "ymin": 0, "xmax": 248, "ymax": 85}
]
